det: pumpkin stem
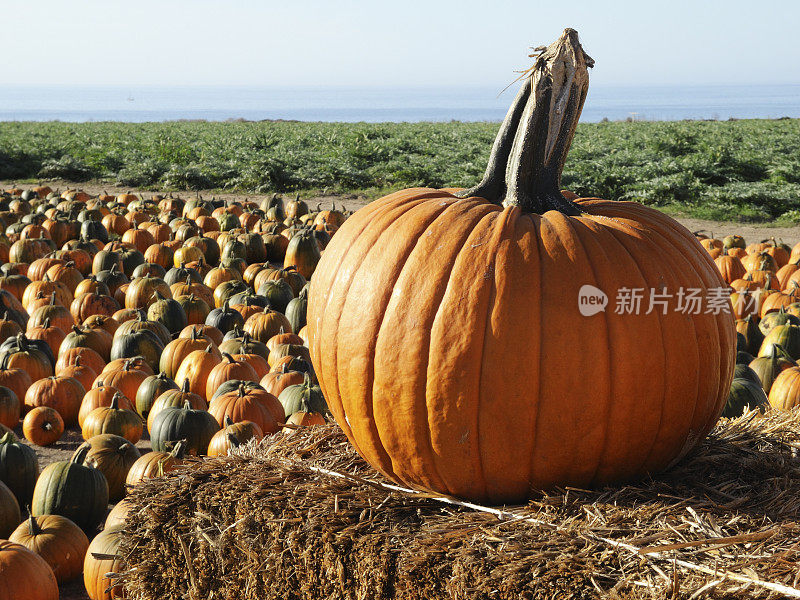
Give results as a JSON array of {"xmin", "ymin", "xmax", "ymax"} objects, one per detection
[
  {"xmin": 458, "ymin": 29, "xmax": 592, "ymax": 216},
  {"xmin": 72, "ymin": 443, "xmax": 90, "ymax": 464},
  {"xmin": 27, "ymin": 513, "xmax": 42, "ymax": 536},
  {"xmin": 456, "ymin": 78, "xmax": 531, "ymax": 204}
]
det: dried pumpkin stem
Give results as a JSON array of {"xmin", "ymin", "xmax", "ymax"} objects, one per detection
[
  {"xmin": 455, "ymin": 78, "xmax": 531, "ymax": 202},
  {"xmin": 504, "ymin": 28, "xmax": 593, "ymax": 214},
  {"xmin": 459, "ymin": 28, "xmax": 593, "ymax": 215}
]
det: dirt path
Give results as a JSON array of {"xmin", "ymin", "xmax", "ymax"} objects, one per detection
[{"xmin": 4, "ymin": 179, "xmax": 796, "ymax": 246}]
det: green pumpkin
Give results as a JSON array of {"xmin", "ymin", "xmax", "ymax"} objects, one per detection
[
  {"xmin": 285, "ymin": 285, "xmax": 308, "ymax": 333},
  {"xmin": 722, "ymin": 234, "xmax": 746, "ymax": 250},
  {"xmin": 32, "ymin": 445, "xmax": 109, "ymax": 533},
  {"xmin": 733, "ymin": 364, "xmax": 761, "ymax": 387},
  {"xmin": 115, "ymin": 310, "xmax": 172, "ymax": 346},
  {"xmin": 0, "ymin": 479, "xmax": 21, "ymax": 538},
  {"xmin": 205, "ymin": 299, "xmax": 245, "ymax": 334},
  {"xmin": 214, "ymin": 280, "xmax": 249, "ymax": 308},
  {"xmin": 236, "ymin": 233, "xmax": 267, "ymax": 264},
  {"xmin": 723, "ymin": 378, "xmax": 768, "ymax": 418},
  {"xmin": 147, "ymin": 292, "xmax": 188, "ymax": 334},
  {"xmin": 749, "ymin": 345, "xmax": 796, "ymax": 394},
  {"xmin": 759, "ymin": 307, "xmax": 800, "ymax": 336},
  {"xmin": 736, "ymin": 315, "xmax": 763, "ymax": 356},
  {"xmin": 136, "ymin": 372, "xmax": 179, "ymax": 420},
  {"xmin": 221, "ymin": 239, "xmax": 248, "ymax": 263},
  {"xmin": 759, "ymin": 323, "xmax": 800, "ymax": 360},
  {"xmin": 0, "ymin": 431, "xmax": 39, "ymax": 507},
  {"xmin": 109, "ymin": 329, "xmax": 164, "ymax": 372},
  {"xmin": 218, "ymin": 212, "xmax": 241, "ymax": 232},
  {"xmin": 218, "ymin": 332, "xmax": 270, "ymax": 361},
  {"xmin": 164, "ymin": 266, "xmax": 202, "ymax": 286},
  {"xmin": 150, "ymin": 401, "xmax": 220, "ymax": 456},
  {"xmin": 210, "ymin": 379, "xmax": 265, "ymax": 403},
  {"xmin": 278, "ymin": 373, "xmax": 328, "ymax": 418},
  {"xmin": 257, "ymin": 279, "xmax": 294, "ymax": 313}
]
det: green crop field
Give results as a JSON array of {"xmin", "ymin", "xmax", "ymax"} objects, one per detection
[{"xmin": 1, "ymin": 118, "xmax": 799, "ymax": 222}]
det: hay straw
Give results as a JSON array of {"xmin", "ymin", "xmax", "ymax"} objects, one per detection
[{"xmin": 118, "ymin": 408, "xmax": 800, "ymax": 599}]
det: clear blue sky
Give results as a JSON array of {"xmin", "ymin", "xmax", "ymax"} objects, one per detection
[{"xmin": 3, "ymin": 0, "xmax": 798, "ymax": 87}]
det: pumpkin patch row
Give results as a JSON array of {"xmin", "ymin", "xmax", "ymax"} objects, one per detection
[
  {"xmin": 698, "ymin": 232, "xmax": 800, "ymax": 416},
  {"xmin": 0, "ymin": 185, "xmax": 336, "ymax": 599}
]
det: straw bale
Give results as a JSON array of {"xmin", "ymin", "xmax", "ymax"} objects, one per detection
[{"xmin": 117, "ymin": 409, "xmax": 800, "ymax": 599}]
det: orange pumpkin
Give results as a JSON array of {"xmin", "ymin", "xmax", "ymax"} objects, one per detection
[
  {"xmin": 79, "ymin": 383, "xmax": 132, "ymax": 428},
  {"xmin": 205, "ymin": 353, "xmax": 259, "ymax": 399},
  {"xmin": 208, "ymin": 384, "xmax": 282, "ymax": 434},
  {"xmin": 83, "ymin": 525, "xmax": 125, "ymax": 600},
  {"xmin": 174, "ymin": 346, "xmax": 221, "ymax": 401},
  {"xmin": 0, "ymin": 541, "xmax": 59, "ymax": 600},
  {"xmin": 24, "ymin": 376, "xmax": 85, "ymax": 426},
  {"xmin": 9, "ymin": 514, "xmax": 89, "ymax": 584},
  {"xmin": 125, "ymin": 439, "xmax": 187, "ymax": 487},
  {"xmin": 306, "ymin": 29, "xmax": 735, "ymax": 503},
  {"xmin": 23, "ymin": 406, "xmax": 65, "ymax": 446}
]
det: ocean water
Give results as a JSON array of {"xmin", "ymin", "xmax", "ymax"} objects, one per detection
[{"xmin": 0, "ymin": 84, "xmax": 798, "ymax": 123}]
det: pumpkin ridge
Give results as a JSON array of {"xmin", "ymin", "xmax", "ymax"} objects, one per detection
[
  {"xmin": 599, "ymin": 211, "xmax": 710, "ymax": 478},
  {"xmin": 310, "ymin": 195, "xmax": 407, "ymax": 450},
  {"xmin": 321, "ymin": 196, "xmax": 452, "ymax": 477},
  {"xmin": 590, "ymin": 217, "xmax": 675, "ymax": 479},
  {"xmin": 635, "ymin": 216, "xmax": 718, "ymax": 460},
  {"xmin": 422, "ymin": 207, "xmax": 505, "ymax": 499},
  {"xmin": 551, "ymin": 212, "xmax": 616, "ymax": 489},
  {"xmin": 371, "ymin": 197, "xmax": 495, "ymax": 494},
  {"xmin": 578, "ymin": 214, "xmax": 678, "ymax": 484},
  {"xmin": 473, "ymin": 207, "xmax": 530, "ymax": 502},
  {"xmin": 351, "ymin": 198, "xmax": 462, "ymax": 481},
  {"xmin": 598, "ymin": 201, "xmax": 732, "ymax": 437},
  {"xmin": 577, "ymin": 216, "xmax": 663, "ymax": 481}
]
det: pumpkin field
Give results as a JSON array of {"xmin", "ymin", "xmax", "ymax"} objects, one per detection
[{"xmin": 1, "ymin": 27, "xmax": 800, "ymax": 600}]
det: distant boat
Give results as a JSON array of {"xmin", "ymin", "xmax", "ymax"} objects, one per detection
[{"xmin": 127, "ymin": 94, "xmax": 134, "ymax": 102}]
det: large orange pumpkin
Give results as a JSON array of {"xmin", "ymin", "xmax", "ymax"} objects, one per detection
[
  {"xmin": 306, "ymin": 30, "xmax": 735, "ymax": 504},
  {"xmin": 0, "ymin": 541, "xmax": 59, "ymax": 600}
]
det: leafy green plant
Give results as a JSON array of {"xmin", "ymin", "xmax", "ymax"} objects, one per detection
[{"xmin": 0, "ymin": 118, "xmax": 798, "ymax": 222}]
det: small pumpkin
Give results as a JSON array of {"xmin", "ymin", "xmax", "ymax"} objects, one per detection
[
  {"xmin": 208, "ymin": 383, "xmax": 282, "ymax": 434},
  {"xmin": 278, "ymin": 372, "xmax": 328, "ymax": 418},
  {"xmin": 82, "ymin": 393, "xmax": 144, "ymax": 444},
  {"xmin": 84, "ymin": 524, "xmax": 125, "ymax": 600},
  {"xmin": 207, "ymin": 416, "xmax": 263, "ymax": 457},
  {"xmin": 0, "ymin": 431, "xmax": 40, "ymax": 506},
  {"xmin": 23, "ymin": 406, "xmax": 65, "ymax": 446},
  {"xmin": 0, "ymin": 541, "xmax": 59, "ymax": 600},
  {"xmin": 283, "ymin": 410, "xmax": 326, "ymax": 433},
  {"xmin": 31, "ymin": 444, "xmax": 109, "ymax": 533},
  {"xmin": 150, "ymin": 400, "xmax": 220, "ymax": 456},
  {"xmin": 9, "ymin": 514, "xmax": 89, "ymax": 584},
  {"xmin": 135, "ymin": 371, "xmax": 179, "ymax": 421},
  {"xmin": 125, "ymin": 439, "xmax": 187, "ymax": 486},
  {"xmin": 174, "ymin": 346, "xmax": 221, "ymax": 402},
  {"xmin": 74, "ymin": 434, "xmax": 141, "ymax": 502},
  {"xmin": 723, "ymin": 378, "xmax": 768, "ymax": 417}
]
